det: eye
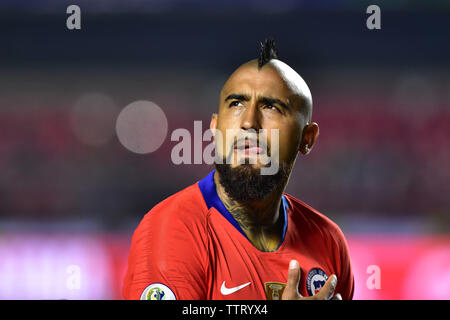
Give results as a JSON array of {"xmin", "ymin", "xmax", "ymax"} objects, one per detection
[
  {"xmin": 264, "ymin": 104, "xmax": 281, "ymax": 113},
  {"xmin": 229, "ymin": 100, "xmax": 243, "ymax": 107}
]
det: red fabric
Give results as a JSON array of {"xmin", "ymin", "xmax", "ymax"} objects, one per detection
[{"xmin": 123, "ymin": 181, "xmax": 354, "ymax": 300}]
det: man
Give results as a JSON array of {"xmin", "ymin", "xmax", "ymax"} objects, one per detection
[{"xmin": 123, "ymin": 39, "xmax": 354, "ymax": 300}]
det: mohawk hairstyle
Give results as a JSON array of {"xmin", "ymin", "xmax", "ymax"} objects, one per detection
[{"xmin": 258, "ymin": 38, "xmax": 279, "ymax": 68}]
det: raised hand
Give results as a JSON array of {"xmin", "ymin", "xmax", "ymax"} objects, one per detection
[{"xmin": 282, "ymin": 260, "xmax": 342, "ymax": 300}]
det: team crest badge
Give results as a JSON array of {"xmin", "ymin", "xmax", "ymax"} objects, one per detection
[
  {"xmin": 264, "ymin": 282, "xmax": 286, "ymax": 300},
  {"xmin": 140, "ymin": 283, "xmax": 176, "ymax": 300},
  {"xmin": 306, "ymin": 268, "xmax": 328, "ymax": 296}
]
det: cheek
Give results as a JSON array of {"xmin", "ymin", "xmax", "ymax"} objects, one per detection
[
  {"xmin": 268, "ymin": 122, "xmax": 301, "ymax": 161},
  {"xmin": 214, "ymin": 122, "xmax": 238, "ymax": 157}
]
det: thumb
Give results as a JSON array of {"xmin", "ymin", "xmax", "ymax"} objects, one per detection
[{"xmin": 282, "ymin": 260, "xmax": 301, "ymax": 300}]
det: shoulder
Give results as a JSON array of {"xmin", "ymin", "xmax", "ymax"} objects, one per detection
[
  {"xmin": 149, "ymin": 182, "xmax": 208, "ymax": 217},
  {"xmin": 284, "ymin": 193, "xmax": 347, "ymax": 244},
  {"xmin": 136, "ymin": 182, "xmax": 209, "ymax": 235}
]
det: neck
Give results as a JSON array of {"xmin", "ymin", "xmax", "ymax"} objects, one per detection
[{"xmin": 214, "ymin": 171, "xmax": 286, "ymax": 252}]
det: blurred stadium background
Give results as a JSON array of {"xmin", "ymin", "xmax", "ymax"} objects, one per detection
[{"xmin": 0, "ymin": 0, "xmax": 449, "ymax": 299}]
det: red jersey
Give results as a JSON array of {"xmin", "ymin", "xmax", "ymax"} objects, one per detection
[{"xmin": 123, "ymin": 170, "xmax": 354, "ymax": 300}]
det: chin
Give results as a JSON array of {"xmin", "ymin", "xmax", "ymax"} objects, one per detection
[{"xmin": 214, "ymin": 161, "xmax": 291, "ymax": 202}]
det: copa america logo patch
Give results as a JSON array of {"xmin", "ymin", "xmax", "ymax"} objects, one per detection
[
  {"xmin": 140, "ymin": 283, "xmax": 176, "ymax": 300},
  {"xmin": 306, "ymin": 268, "xmax": 328, "ymax": 296}
]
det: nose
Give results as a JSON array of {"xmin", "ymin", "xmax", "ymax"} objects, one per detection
[{"xmin": 240, "ymin": 103, "xmax": 261, "ymax": 131}]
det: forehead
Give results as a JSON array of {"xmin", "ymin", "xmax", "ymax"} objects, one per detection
[{"xmin": 221, "ymin": 65, "xmax": 295, "ymax": 99}]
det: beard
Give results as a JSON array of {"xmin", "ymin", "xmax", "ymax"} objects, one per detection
[{"xmin": 215, "ymin": 161, "xmax": 291, "ymax": 203}]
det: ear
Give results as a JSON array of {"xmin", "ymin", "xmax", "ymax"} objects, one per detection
[
  {"xmin": 210, "ymin": 113, "xmax": 217, "ymax": 131},
  {"xmin": 299, "ymin": 122, "xmax": 319, "ymax": 155}
]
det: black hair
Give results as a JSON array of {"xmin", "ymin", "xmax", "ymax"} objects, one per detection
[{"xmin": 258, "ymin": 38, "xmax": 279, "ymax": 69}]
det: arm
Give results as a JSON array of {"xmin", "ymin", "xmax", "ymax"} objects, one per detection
[
  {"xmin": 335, "ymin": 230, "xmax": 355, "ymax": 300},
  {"xmin": 122, "ymin": 205, "xmax": 208, "ymax": 300}
]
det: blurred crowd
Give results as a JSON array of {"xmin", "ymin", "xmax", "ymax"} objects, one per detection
[
  {"xmin": 0, "ymin": 2, "xmax": 449, "ymax": 234},
  {"xmin": 1, "ymin": 68, "xmax": 449, "ymax": 233}
]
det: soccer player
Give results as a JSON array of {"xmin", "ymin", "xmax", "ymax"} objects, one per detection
[{"xmin": 123, "ymin": 39, "xmax": 354, "ymax": 300}]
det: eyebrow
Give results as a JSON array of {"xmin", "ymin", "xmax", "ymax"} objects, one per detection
[
  {"xmin": 224, "ymin": 93, "xmax": 289, "ymax": 110},
  {"xmin": 225, "ymin": 93, "xmax": 251, "ymax": 102},
  {"xmin": 260, "ymin": 97, "xmax": 289, "ymax": 110}
]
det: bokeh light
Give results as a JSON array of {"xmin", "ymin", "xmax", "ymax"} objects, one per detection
[{"xmin": 115, "ymin": 100, "xmax": 168, "ymax": 154}]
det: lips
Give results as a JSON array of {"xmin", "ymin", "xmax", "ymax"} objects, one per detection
[{"xmin": 234, "ymin": 139, "xmax": 265, "ymax": 155}]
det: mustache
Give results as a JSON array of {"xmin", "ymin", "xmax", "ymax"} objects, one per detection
[
  {"xmin": 222, "ymin": 136, "xmax": 271, "ymax": 163},
  {"xmin": 232, "ymin": 137, "xmax": 269, "ymax": 152}
]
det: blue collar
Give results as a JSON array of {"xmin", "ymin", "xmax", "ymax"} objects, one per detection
[{"xmin": 198, "ymin": 170, "xmax": 289, "ymax": 245}]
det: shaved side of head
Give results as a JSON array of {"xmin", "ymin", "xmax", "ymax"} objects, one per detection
[{"xmin": 265, "ymin": 59, "xmax": 313, "ymax": 122}]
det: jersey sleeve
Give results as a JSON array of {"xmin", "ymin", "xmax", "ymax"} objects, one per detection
[
  {"xmin": 122, "ymin": 198, "xmax": 209, "ymax": 300},
  {"xmin": 334, "ymin": 228, "xmax": 355, "ymax": 300}
]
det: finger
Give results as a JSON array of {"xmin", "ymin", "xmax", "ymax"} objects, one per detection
[
  {"xmin": 282, "ymin": 260, "xmax": 301, "ymax": 300},
  {"xmin": 332, "ymin": 293, "xmax": 342, "ymax": 300},
  {"xmin": 315, "ymin": 274, "xmax": 337, "ymax": 300}
]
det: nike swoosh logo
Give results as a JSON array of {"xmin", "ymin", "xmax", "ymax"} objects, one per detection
[{"xmin": 220, "ymin": 281, "xmax": 251, "ymax": 295}]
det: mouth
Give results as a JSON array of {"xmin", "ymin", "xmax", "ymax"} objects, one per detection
[{"xmin": 234, "ymin": 139, "xmax": 265, "ymax": 155}]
